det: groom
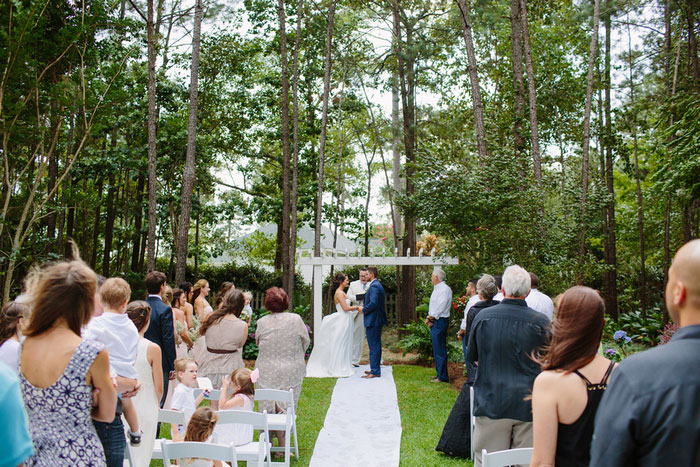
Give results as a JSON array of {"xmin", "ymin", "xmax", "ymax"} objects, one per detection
[{"xmin": 361, "ymin": 266, "xmax": 387, "ymax": 379}]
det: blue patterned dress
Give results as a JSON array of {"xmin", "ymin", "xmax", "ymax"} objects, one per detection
[{"xmin": 20, "ymin": 339, "xmax": 107, "ymax": 466}]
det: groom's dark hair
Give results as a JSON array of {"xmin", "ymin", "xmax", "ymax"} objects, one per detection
[{"xmin": 367, "ymin": 267, "xmax": 379, "ymax": 279}]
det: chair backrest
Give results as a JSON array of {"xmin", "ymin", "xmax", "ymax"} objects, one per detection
[
  {"xmin": 469, "ymin": 385, "xmax": 475, "ymax": 459},
  {"xmin": 161, "ymin": 441, "xmax": 237, "ymax": 466},
  {"xmin": 193, "ymin": 388, "xmax": 222, "ymax": 400},
  {"xmin": 254, "ymin": 388, "xmax": 295, "ymax": 415},
  {"xmin": 481, "ymin": 447, "xmax": 533, "ymax": 467},
  {"xmin": 197, "ymin": 377, "xmax": 214, "ymax": 390},
  {"xmin": 158, "ymin": 409, "xmax": 186, "ymax": 426},
  {"xmin": 216, "ymin": 409, "xmax": 270, "ymax": 433}
]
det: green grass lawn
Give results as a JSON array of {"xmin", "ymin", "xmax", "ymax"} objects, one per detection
[
  {"xmin": 151, "ymin": 365, "xmax": 471, "ymax": 467},
  {"xmin": 393, "ymin": 365, "xmax": 473, "ymax": 467}
]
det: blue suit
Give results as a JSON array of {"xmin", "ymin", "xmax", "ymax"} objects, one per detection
[
  {"xmin": 144, "ymin": 295, "xmax": 176, "ymax": 406},
  {"xmin": 362, "ymin": 280, "xmax": 388, "ymax": 376}
]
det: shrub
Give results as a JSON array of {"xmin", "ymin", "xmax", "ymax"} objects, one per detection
[{"xmin": 398, "ymin": 320, "xmax": 462, "ymax": 363}]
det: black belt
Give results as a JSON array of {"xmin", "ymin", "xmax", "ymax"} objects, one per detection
[{"xmin": 207, "ymin": 347, "xmax": 237, "ymax": 354}]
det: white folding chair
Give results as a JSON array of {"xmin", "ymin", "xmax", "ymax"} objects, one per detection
[
  {"xmin": 216, "ymin": 409, "xmax": 272, "ymax": 467},
  {"xmin": 469, "ymin": 385, "xmax": 475, "ymax": 460},
  {"xmin": 254, "ymin": 388, "xmax": 298, "ymax": 466},
  {"xmin": 197, "ymin": 376, "xmax": 214, "ymax": 390},
  {"xmin": 481, "ymin": 447, "xmax": 533, "ymax": 467},
  {"xmin": 151, "ymin": 409, "xmax": 186, "ymax": 460},
  {"xmin": 194, "ymin": 387, "xmax": 222, "ymax": 401},
  {"xmin": 123, "ymin": 439, "xmax": 135, "ymax": 466},
  {"xmin": 161, "ymin": 440, "xmax": 238, "ymax": 466}
]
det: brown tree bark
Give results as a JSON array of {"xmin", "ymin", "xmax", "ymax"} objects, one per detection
[
  {"xmin": 519, "ymin": 0, "xmax": 541, "ymax": 183},
  {"xmin": 577, "ymin": 0, "xmax": 601, "ymax": 276},
  {"xmin": 456, "ymin": 0, "xmax": 488, "ymax": 162},
  {"xmin": 288, "ymin": 0, "xmax": 304, "ymax": 310},
  {"xmin": 91, "ymin": 178, "xmax": 103, "ymax": 270},
  {"xmin": 102, "ymin": 172, "xmax": 117, "ymax": 277},
  {"xmin": 603, "ymin": 0, "xmax": 618, "ymax": 321},
  {"xmin": 277, "ymin": 0, "xmax": 292, "ymax": 298},
  {"xmin": 626, "ymin": 15, "xmax": 647, "ymax": 318},
  {"xmin": 509, "ymin": 0, "xmax": 527, "ymax": 171},
  {"xmin": 392, "ymin": 0, "xmax": 417, "ymax": 326},
  {"xmin": 146, "ymin": 0, "xmax": 158, "ymax": 271},
  {"xmin": 131, "ymin": 173, "xmax": 145, "ymax": 272},
  {"xmin": 174, "ymin": 0, "xmax": 203, "ymax": 285},
  {"xmin": 314, "ymin": 0, "xmax": 336, "ymax": 259}
]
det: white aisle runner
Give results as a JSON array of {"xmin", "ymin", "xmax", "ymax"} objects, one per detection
[{"xmin": 309, "ymin": 365, "xmax": 402, "ymax": 467}]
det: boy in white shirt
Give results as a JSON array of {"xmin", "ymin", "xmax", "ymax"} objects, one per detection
[{"xmin": 84, "ymin": 278, "xmax": 142, "ymax": 445}]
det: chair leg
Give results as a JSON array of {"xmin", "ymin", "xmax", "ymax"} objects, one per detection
[{"xmin": 291, "ymin": 420, "xmax": 299, "ymax": 458}]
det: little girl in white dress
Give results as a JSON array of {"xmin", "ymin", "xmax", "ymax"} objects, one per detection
[{"xmin": 214, "ymin": 367, "xmax": 257, "ymax": 446}]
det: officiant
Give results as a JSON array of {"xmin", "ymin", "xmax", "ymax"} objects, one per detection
[{"xmin": 346, "ymin": 268, "xmax": 369, "ymax": 367}]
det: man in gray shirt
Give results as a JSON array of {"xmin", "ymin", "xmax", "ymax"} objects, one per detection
[{"xmin": 591, "ymin": 239, "xmax": 700, "ymax": 466}]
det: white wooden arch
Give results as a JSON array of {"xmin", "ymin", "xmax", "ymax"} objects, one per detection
[{"xmin": 297, "ymin": 248, "xmax": 459, "ymax": 338}]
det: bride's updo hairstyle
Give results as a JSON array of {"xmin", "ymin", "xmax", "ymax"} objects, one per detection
[
  {"xmin": 332, "ymin": 274, "xmax": 347, "ymax": 291},
  {"xmin": 264, "ymin": 287, "xmax": 289, "ymax": 313},
  {"xmin": 24, "ymin": 260, "xmax": 96, "ymax": 337}
]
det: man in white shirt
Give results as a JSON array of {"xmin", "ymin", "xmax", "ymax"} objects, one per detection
[
  {"xmin": 346, "ymin": 268, "xmax": 369, "ymax": 367},
  {"xmin": 425, "ymin": 269, "xmax": 452, "ymax": 383},
  {"xmin": 457, "ymin": 279, "xmax": 480, "ymax": 365},
  {"xmin": 525, "ymin": 272, "xmax": 554, "ymax": 321}
]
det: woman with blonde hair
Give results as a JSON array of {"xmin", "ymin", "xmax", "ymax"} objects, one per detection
[{"xmin": 192, "ymin": 279, "xmax": 213, "ymax": 323}]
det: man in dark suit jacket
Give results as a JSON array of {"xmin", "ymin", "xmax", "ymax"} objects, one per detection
[
  {"xmin": 361, "ymin": 266, "xmax": 388, "ymax": 378},
  {"xmin": 144, "ymin": 270, "xmax": 176, "ymax": 406}
]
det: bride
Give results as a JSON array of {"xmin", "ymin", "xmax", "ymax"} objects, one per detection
[{"xmin": 306, "ymin": 273, "xmax": 361, "ymax": 378}]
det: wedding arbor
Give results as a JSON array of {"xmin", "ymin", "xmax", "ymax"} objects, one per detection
[{"xmin": 298, "ymin": 249, "xmax": 459, "ymax": 337}]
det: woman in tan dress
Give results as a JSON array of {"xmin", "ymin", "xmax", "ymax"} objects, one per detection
[
  {"xmin": 197, "ymin": 289, "xmax": 248, "ymax": 390},
  {"xmin": 255, "ymin": 287, "xmax": 310, "ymax": 442}
]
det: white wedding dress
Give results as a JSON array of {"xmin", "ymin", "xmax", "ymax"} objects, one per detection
[{"xmin": 305, "ymin": 299, "xmax": 355, "ymax": 378}]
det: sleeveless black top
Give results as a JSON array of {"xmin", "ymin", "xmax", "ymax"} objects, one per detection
[{"xmin": 555, "ymin": 361, "xmax": 615, "ymax": 467}]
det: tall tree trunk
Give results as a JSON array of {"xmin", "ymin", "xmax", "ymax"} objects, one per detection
[
  {"xmin": 603, "ymin": 0, "xmax": 618, "ymax": 321},
  {"xmin": 687, "ymin": 0, "xmax": 700, "ymax": 91},
  {"xmin": 391, "ymin": 70, "xmax": 403, "ymax": 241},
  {"xmin": 314, "ymin": 0, "xmax": 336, "ymax": 259},
  {"xmin": 456, "ymin": 0, "xmax": 488, "ymax": 162},
  {"xmin": 174, "ymin": 0, "xmax": 203, "ymax": 285},
  {"xmin": 131, "ymin": 172, "xmax": 145, "ymax": 272},
  {"xmin": 392, "ymin": 1, "xmax": 417, "ymax": 327},
  {"xmin": 146, "ymin": 0, "xmax": 158, "ymax": 272},
  {"xmin": 277, "ymin": 0, "xmax": 292, "ymax": 298},
  {"xmin": 91, "ymin": 178, "xmax": 103, "ymax": 269},
  {"xmin": 519, "ymin": 0, "xmax": 541, "ymax": 184},
  {"xmin": 102, "ymin": 173, "xmax": 117, "ymax": 277},
  {"xmin": 627, "ymin": 16, "xmax": 647, "ymax": 318},
  {"xmin": 288, "ymin": 0, "xmax": 304, "ymax": 310},
  {"xmin": 663, "ymin": 1, "xmax": 682, "ymax": 323},
  {"xmin": 577, "ymin": 0, "xmax": 601, "ymax": 277},
  {"xmin": 509, "ymin": 0, "xmax": 527, "ymax": 172}
]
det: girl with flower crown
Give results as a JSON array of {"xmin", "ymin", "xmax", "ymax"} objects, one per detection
[{"xmin": 214, "ymin": 368, "xmax": 258, "ymax": 446}]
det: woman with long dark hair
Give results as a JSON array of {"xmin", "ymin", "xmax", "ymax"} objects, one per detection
[
  {"xmin": 530, "ymin": 286, "xmax": 615, "ymax": 467},
  {"xmin": 305, "ymin": 273, "xmax": 362, "ymax": 378},
  {"xmin": 197, "ymin": 289, "xmax": 248, "ymax": 393}
]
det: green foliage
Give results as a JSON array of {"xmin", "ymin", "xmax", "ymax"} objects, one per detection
[
  {"xmin": 398, "ymin": 320, "xmax": 462, "ymax": 364},
  {"xmin": 603, "ymin": 308, "xmax": 665, "ymax": 349}
]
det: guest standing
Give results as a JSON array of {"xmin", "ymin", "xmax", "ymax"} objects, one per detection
[
  {"xmin": 172, "ymin": 288, "xmax": 194, "ymax": 359},
  {"xmin": 525, "ymin": 272, "xmax": 554, "ymax": 321},
  {"xmin": 0, "ymin": 301, "xmax": 28, "ymax": 370},
  {"xmin": 457, "ymin": 279, "xmax": 479, "ymax": 365},
  {"xmin": 144, "ymin": 270, "xmax": 177, "ymax": 406},
  {"xmin": 436, "ymin": 274, "xmax": 500, "ymax": 458},
  {"xmin": 179, "ymin": 282, "xmax": 195, "ymax": 329},
  {"xmin": 467, "ymin": 265, "xmax": 550, "ymax": 467},
  {"xmin": 426, "ymin": 269, "xmax": 452, "ymax": 383},
  {"xmin": 0, "ymin": 361, "xmax": 34, "ymax": 466},
  {"xmin": 192, "ymin": 279, "xmax": 214, "ymax": 323},
  {"xmin": 198, "ymin": 289, "xmax": 248, "ymax": 389},
  {"xmin": 126, "ymin": 301, "xmax": 164, "ymax": 467},
  {"xmin": 255, "ymin": 287, "xmax": 310, "ymax": 445},
  {"xmin": 590, "ymin": 239, "xmax": 700, "ymax": 466},
  {"xmin": 530, "ymin": 286, "xmax": 615, "ymax": 467},
  {"xmin": 19, "ymin": 260, "xmax": 117, "ymax": 466}
]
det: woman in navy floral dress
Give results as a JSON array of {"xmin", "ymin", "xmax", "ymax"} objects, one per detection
[{"xmin": 19, "ymin": 260, "xmax": 117, "ymax": 466}]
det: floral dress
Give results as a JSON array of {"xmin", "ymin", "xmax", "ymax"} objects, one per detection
[{"xmin": 20, "ymin": 339, "xmax": 107, "ymax": 466}]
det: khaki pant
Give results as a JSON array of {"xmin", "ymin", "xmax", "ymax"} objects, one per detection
[{"xmin": 472, "ymin": 416, "xmax": 533, "ymax": 467}]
